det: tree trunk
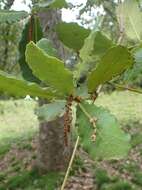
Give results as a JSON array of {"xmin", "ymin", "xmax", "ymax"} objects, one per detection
[
  {"xmin": 36, "ymin": 10, "xmax": 71, "ymax": 173},
  {"xmin": 37, "ymin": 117, "xmax": 71, "ymax": 172}
]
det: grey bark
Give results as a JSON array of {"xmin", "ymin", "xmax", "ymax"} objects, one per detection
[
  {"xmin": 38, "ymin": 9, "xmax": 67, "ymax": 60},
  {"xmin": 37, "ymin": 117, "xmax": 71, "ymax": 172},
  {"xmin": 36, "ymin": 10, "xmax": 71, "ymax": 173}
]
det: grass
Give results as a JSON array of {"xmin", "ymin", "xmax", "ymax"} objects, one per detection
[
  {"xmin": 0, "ymin": 99, "xmax": 38, "ymax": 139},
  {"xmin": 100, "ymin": 181, "xmax": 133, "ymax": 190},
  {"xmin": 0, "ymin": 99, "xmax": 38, "ymax": 157},
  {"xmin": 0, "ymin": 91, "xmax": 142, "ymax": 189},
  {"xmin": 94, "ymin": 168, "xmax": 111, "ymax": 187},
  {"xmin": 96, "ymin": 91, "xmax": 142, "ymax": 125},
  {"xmin": 0, "ymin": 170, "xmax": 61, "ymax": 190}
]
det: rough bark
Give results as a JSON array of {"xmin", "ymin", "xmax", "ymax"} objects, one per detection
[
  {"xmin": 38, "ymin": 9, "xmax": 67, "ymax": 60},
  {"xmin": 36, "ymin": 10, "xmax": 71, "ymax": 173},
  {"xmin": 37, "ymin": 117, "xmax": 71, "ymax": 172}
]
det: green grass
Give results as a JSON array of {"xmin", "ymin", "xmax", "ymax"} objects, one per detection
[
  {"xmin": 94, "ymin": 168, "xmax": 111, "ymax": 187},
  {"xmin": 0, "ymin": 99, "xmax": 38, "ymax": 156},
  {"xmin": 96, "ymin": 91, "xmax": 142, "ymax": 125},
  {"xmin": 0, "ymin": 99, "xmax": 38, "ymax": 139},
  {"xmin": 100, "ymin": 181, "xmax": 133, "ymax": 190},
  {"xmin": 131, "ymin": 133, "xmax": 142, "ymax": 147},
  {"xmin": 70, "ymin": 156, "xmax": 85, "ymax": 176},
  {"xmin": 0, "ymin": 169, "xmax": 61, "ymax": 190}
]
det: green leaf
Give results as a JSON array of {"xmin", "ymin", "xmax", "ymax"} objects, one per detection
[
  {"xmin": 75, "ymin": 85, "xmax": 89, "ymax": 99},
  {"xmin": 77, "ymin": 102, "xmax": 130, "ymax": 160},
  {"xmin": 117, "ymin": 0, "xmax": 142, "ymax": 41},
  {"xmin": 26, "ymin": 41, "xmax": 74, "ymax": 96},
  {"xmin": 36, "ymin": 38, "xmax": 58, "ymax": 57},
  {"xmin": 80, "ymin": 31, "xmax": 113, "ymax": 62},
  {"xmin": 36, "ymin": 0, "xmax": 68, "ymax": 9},
  {"xmin": 0, "ymin": 10, "xmax": 28, "ymax": 23},
  {"xmin": 19, "ymin": 15, "xmax": 43, "ymax": 83},
  {"xmin": 87, "ymin": 46, "xmax": 133, "ymax": 93},
  {"xmin": 133, "ymin": 45, "xmax": 142, "ymax": 64},
  {"xmin": 36, "ymin": 100, "xmax": 66, "ymax": 122},
  {"xmin": 0, "ymin": 71, "xmax": 56, "ymax": 100},
  {"xmin": 76, "ymin": 31, "xmax": 113, "ymax": 79},
  {"xmin": 56, "ymin": 22, "xmax": 91, "ymax": 51},
  {"xmin": 122, "ymin": 45, "xmax": 142, "ymax": 84}
]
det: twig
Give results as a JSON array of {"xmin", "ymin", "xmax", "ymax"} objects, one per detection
[
  {"xmin": 96, "ymin": 85, "xmax": 102, "ymax": 95},
  {"xmin": 60, "ymin": 136, "xmax": 80, "ymax": 190},
  {"xmin": 109, "ymin": 82, "xmax": 142, "ymax": 94}
]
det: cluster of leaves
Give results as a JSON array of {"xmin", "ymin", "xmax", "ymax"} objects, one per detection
[
  {"xmin": 78, "ymin": 0, "xmax": 142, "ymax": 87},
  {"xmin": 116, "ymin": 0, "xmax": 142, "ymax": 87},
  {"xmin": 122, "ymin": 45, "xmax": 142, "ymax": 87},
  {"xmin": 0, "ymin": 10, "xmax": 28, "ymax": 23},
  {"xmin": 0, "ymin": 2, "xmax": 28, "ymax": 73},
  {"xmin": 0, "ymin": 0, "xmax": 141, "ymax": 161}
]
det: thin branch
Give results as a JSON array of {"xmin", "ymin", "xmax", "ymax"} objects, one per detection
[
  {"xmin": 61, "ymin": 136, "xmax": 80, "ymax": 190},
  {"xmin": 96, "ymin": 85, "xmax": 102, "ymax": 95},
  {"xmin": 109, "ymin": 82, "xmax": 142, "ymax": 94}
]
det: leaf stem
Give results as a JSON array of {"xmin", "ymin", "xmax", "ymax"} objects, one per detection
[
  {"xmin": 60, "ymin": 136, "xmax": 80, "ymax": 190},
  {"xmin": 78, "ymin": 103, "xmax": 92, "ymax": 120},
  {"xmin": 78, "ymin": 103, "xmax": 97, "ymax": 130},
  {"xmin": 79, "ymin": 103, "xmax": 104, "ymax": 140}
]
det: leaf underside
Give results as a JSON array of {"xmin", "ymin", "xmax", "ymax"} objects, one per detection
[
  {"xmin": 77, "ymin": 101, "xmax": 131, "ymax": 160},
  {"xmin": 76, "ymin": 31, "xmax": 113, "ymax": 79},
  {"xmin": 80, "ymin": 30, "xmax": 113, "ymax": 62},
  {"xmin": 36, "ymin": 100, "xmax": 66, "ymax": 122},
  {"xmin": 36, "ymin": 38, "xmax": 58, "ymax": 57},
  {"xmin": 117, "ymin": 0, "xmax": 142, "ymax": 41}
]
